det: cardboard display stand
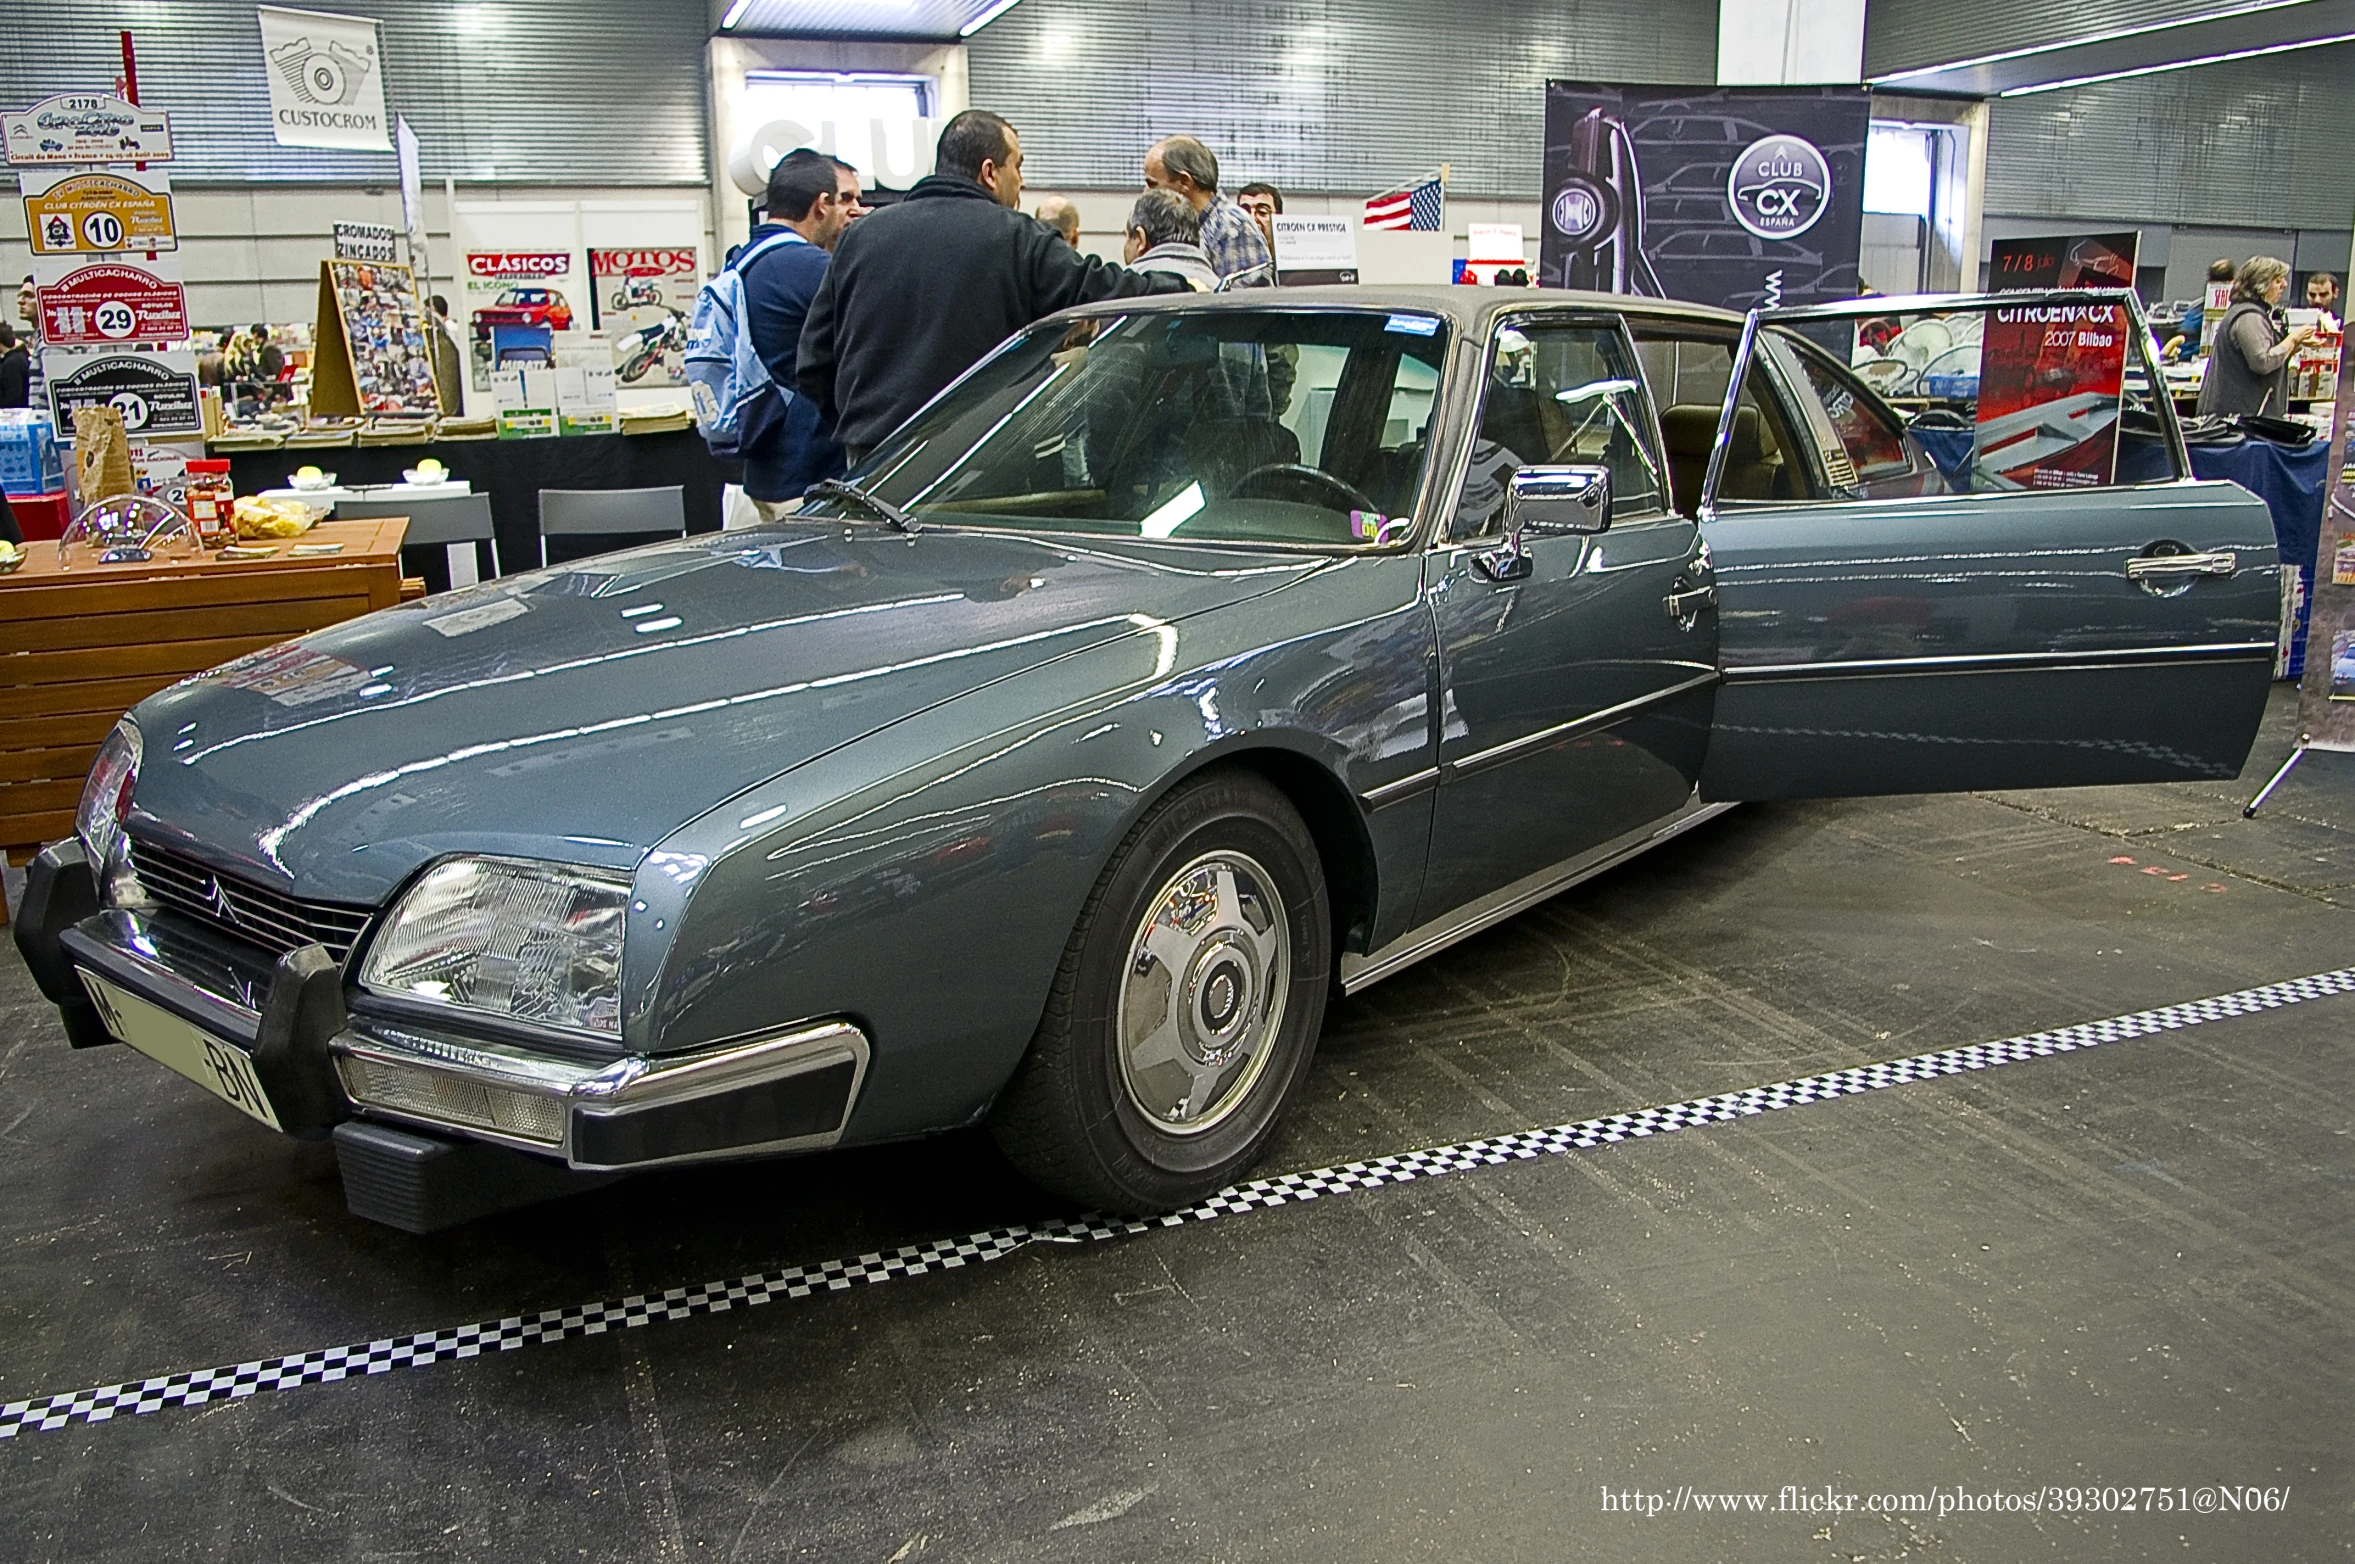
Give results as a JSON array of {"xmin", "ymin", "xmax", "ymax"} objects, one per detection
[{"xmin": 310, "ymin": 257, "xmax": 441, "ymax": 419}]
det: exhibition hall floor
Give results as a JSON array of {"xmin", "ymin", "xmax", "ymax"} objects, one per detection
[{"xmin": 1, "ymin": 688, "xmax": 2347, "ymax": 1562}]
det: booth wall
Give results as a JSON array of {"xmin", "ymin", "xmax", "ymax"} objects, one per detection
[
  {"xmin": 0, "ymin": 184, "xmax": 710, "ymax": 328},
  {"xmin": 962, "ymin": 0, "xmax": 1716, "ymax": 201},
  {"xmin": 1982, "ymin": 43, "xmax": 2355, "ymax": 234},
  {"xmin": 0, "ymin": 0, "xmax": 710, "ymax": 185}
]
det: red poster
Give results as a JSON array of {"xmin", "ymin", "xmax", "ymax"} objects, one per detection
[
  {"xmin": 37, "ymin": 261, "xmax": 189, "ymax": 345},
  {"xmin": 1972, "ymin": 302, "xmax": 2130, "ymax": 490}
]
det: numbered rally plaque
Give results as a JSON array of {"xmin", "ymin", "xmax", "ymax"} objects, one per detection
[
  {"xmin": 3, "ymin": 93, "xmax": 174, "ymax": 166},
  {"xmin": 21, "ymin": 168, "xmax": 177, "ymax": 255},
  {"xmin": 35, "ymin": 259, "xmax": 188, "ymax": 345},
  {"xmin": 45, "ymin": 348, "xmax": 203, "ymax": 438}
]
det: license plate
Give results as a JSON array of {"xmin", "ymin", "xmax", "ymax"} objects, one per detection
[{"xmin": 78, "ymin": 970, "xmax": 283, "ymax": 1132}]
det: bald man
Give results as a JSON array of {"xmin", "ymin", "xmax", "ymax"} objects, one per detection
[
  {"xmin": 1142, "ymin": 135, "xmax": 1272, "ymax": 286},
  {"xmin": 1034, "ymin": 195, "xmax": 1081, "ymax": 248}
]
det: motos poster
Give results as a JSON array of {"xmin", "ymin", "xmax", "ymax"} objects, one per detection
[
  {"xmin": 587, "ymin": 247, "xmax": 697, "ymax": 388},
  {"xmin": 1540, "ymin": 82, "xmax": 1869, "ymax": 312}
]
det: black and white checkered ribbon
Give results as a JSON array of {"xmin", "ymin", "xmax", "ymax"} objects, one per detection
[{"xmin": 8, "ymin": 964, "xmax": 2350, "ymax": 1440}]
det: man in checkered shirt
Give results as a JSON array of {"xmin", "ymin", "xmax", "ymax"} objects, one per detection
[{"xmin": 1142, "ymin": 136, "xmax": 1273, "ymax": 288}]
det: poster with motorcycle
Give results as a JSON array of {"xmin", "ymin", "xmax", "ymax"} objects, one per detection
[
  {"xmin": 587, "ymin": 247, "xmax": 695, "ymax": 388},
  {"xmin": 1539, "ymin": 82, "xmax": 1869, "ymax": 313}
]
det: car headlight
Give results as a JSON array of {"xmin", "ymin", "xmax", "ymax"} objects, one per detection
[
  {"xmin": 76, "ymin": 719, "xmax": 144, "ymax": 904},
  {"xmin": 361, "ymin": 857, "xmax": 630, "ymax": 1038}
]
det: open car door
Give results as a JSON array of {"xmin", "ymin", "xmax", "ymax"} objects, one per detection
[{"xmin": 1694, "ymin": 288, "xmax": 2280, "ymax": 802}]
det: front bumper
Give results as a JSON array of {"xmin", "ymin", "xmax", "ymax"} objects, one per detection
[{"xmin": 14, "ymin": 842, "xmax": 870, "ymax": 1172}]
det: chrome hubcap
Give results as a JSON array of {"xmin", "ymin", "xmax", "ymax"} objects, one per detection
[{"xmin": 1117, "ymin": 851, "xmax": 1290, "ymax": 1135}]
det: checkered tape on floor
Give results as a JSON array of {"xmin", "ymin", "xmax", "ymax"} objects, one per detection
[{"xmin": 8, "ymin": 965, "xmax": 2351, "ymax": 1440}]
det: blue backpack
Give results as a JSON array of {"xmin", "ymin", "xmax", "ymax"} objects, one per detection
[{"xmin": 684, "ymin": 230, "xmax": 802, "ymax": 457}]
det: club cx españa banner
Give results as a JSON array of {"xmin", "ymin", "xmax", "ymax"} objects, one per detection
[{"xmin": 1541, "ymin": 82, "xmax": 1869, "ymax": 312}]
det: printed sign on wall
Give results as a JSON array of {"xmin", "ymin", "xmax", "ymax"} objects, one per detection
[
  {"xmin": 258, "ymin": 5, "xmax": 391, "ymax": 152},
  {"xmin": 45, "ymin": 347, "xmax": 204, "ymax": 439},
  {"xmin": 33, "ymin": 257, "xmax": 189, "ymax": 345},
  {"xmin": 463, "ymin": 250, "xmax": 579, "ymax": 390},
  {"xmin": 1272, "ymin": 217, "xmax": 1358, "ymax": 286},
  {"xmin": 1989, "ymin": 232, "xmax": 2140, "ymax": 292},
  {"xmin": 3, "ymin": 93, "xmax": 173, "ymax": 166},
  {"xmin": 1540, "ymin": 82, "xmax": 1870, "ymax": 312},
  {"xmin": 587, "ymin": 247, "xmax": 697, "ymax": 388},
  {"xmin": 21, "ymin": 167, "xmax": 176, "ymax": 255}
]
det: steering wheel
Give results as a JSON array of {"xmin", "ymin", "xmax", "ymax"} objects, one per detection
[{"xmin": 1229, "ymin": 462, "xmax": 1379, "ymax": 514}]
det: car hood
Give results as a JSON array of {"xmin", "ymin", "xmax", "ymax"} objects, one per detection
[{"xmin": 126, "ymin": 524, "xmax": 1322, "ymax": 904}]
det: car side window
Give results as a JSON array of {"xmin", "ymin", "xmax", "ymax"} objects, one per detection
[
  {"xmin": 1839, "ymin": 300, "xmax": 2182, "ymax": 489},
  {"xmin": 1631, "ymin": 328, "xmax": 1819, "ymax": 512},
  {"xmin": 1451, "ymin": 320, "xmax": 1666, "ymax": 540},
  {"xmin": 1779, "ymin": 335, "xmax": 1915, "ymax": 480}
]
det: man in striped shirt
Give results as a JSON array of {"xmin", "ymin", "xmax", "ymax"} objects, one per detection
[{"xmin": 1142, "ymin": 137, "xmax": 1272, "ymax": 288}]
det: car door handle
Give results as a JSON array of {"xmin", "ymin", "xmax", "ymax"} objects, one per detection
[
  {"xmin": 2126, "ymin": 549, "xmax": 2237, "ymax": 582},
  {"xmin": 1664, "ymin": 582, "xmax": 1716, "ymax": 620}
]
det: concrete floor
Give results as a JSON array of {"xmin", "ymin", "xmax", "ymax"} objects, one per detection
[{"xmin": 1, "ymin": 687, "xmax": 2349, "ymax": 1562}]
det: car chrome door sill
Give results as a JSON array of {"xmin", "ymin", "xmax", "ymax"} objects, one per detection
[{"xmin": 1338, "ymin": 797, "xmax": 1737, "ymax": 994}]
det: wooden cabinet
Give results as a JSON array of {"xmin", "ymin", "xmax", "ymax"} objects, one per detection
[{"xmin": 0, "ymin": 517, "xmax": 410, "ymax": 872}]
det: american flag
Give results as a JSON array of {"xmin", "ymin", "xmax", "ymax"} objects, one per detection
[{"xmin": 1364, "ymin": 172, "xmax": 1445, "ymax": 232}]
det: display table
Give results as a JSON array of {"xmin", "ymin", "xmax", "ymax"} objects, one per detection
[
  {"xmin": 222, "ymin": 429, "xmax": 731, "ymax": 578},
  {"xmin": 0, "ymin": 516, "xmax": 410, "ymax": 874}
]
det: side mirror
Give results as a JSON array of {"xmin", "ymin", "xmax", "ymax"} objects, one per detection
[
  {"xmin": 1472, "ymin": 465, "xmax": 1612, "ymax": 584},
  {"xmin": 1508, "ymin": 464, "xmax": 1612, "ymax": 536}
]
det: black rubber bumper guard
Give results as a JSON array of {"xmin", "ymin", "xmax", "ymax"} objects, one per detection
[{"xmin": 13, "ymin": 841, "xmax": 616, "ymax": 1233}]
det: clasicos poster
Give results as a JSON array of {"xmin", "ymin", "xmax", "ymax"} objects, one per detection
[{"xmin": 1540, "ymin": 82, "xmax": 1869, "ymax": 311}]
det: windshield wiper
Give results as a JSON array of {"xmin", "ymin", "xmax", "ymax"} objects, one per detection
[{"xmin": 804, "ymin": 478, "xmax": 920, "ymax": 534}]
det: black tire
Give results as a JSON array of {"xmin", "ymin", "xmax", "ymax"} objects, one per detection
[{"xmin": 989, "ymin": 770, "xmax": 1331, "ymax": 1214}]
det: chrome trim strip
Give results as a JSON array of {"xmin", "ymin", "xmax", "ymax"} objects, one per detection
[
  {"xmin": 59, "ymin": 910, "xmax": 267, "ymax": 1042},
  {"xmin": 332, "ymin": 1018, "xmax": 872, "ymax": 1170},
  {"xmin": 1722, "ymin": 641, "xmax": 2275, "ymax": 683},
  {"xmin": 1339, "ymin": 797, "xmax": 1737, "ymax": 994},
  {"xmin": 1360, "ymin": 767, "xmax": 1440, "ymax": 808},
  {"xmin": 1447, "ymin": 672, "xmax": 1720, "ymax": 778}
]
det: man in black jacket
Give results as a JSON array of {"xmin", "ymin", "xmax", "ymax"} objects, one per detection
[{"xmin": 798, "ymin": 109, "xmax": 1183, "ymax": 460}]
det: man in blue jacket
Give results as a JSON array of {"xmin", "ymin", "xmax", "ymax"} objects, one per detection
[
  {"xmin": 798, "ymin": 110, "xmax": 1184, "ymax": 462},
  {"xmin": 740, "ymin": 149, "xmax": 864, "ymax": 518}
]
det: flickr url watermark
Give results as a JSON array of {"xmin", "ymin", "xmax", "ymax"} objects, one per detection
[{"xmin": 1599, "ymin": 1484, "xmax": 2291, "ymax": 1518}]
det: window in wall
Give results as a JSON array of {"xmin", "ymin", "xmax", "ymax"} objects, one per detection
[
  {"xmin": 738, "ymin": 71, "xmax": 937, "ymax": 189},
  {"xmin": 1864, "ymin": 123, "xmax": 1936, "ymax": 219}
]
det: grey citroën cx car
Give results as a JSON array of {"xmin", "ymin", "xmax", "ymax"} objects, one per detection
[{"xmin": 15, "ymin": 287, "xmax": 2280, "ymax": 1230}]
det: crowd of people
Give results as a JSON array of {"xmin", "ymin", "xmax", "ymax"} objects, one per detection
[{"xmin": 725, "ymin": 109, "xmax": 1293, "ymax": 517}]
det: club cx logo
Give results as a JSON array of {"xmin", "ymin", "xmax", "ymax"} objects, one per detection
[
  {"xmin": 268, "ymin": 35, "xmax": 377, "ymax": 106},
  {"xmin": 1726, "ymin": 134, "xmax": 1831, "ymax": 241}
]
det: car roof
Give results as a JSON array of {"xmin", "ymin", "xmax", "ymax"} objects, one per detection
[{"xmin": 1054, "ymin": 284, "xmax": 1746, "ymax": 334}]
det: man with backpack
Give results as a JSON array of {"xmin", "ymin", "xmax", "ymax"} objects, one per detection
[
  {"xmin": 688, "ymin": 149, "xmax": 864, "ymax": 519},
  {"xmin": 797, "ymin": 109, "xmax": 1186, "ymax": 463}
]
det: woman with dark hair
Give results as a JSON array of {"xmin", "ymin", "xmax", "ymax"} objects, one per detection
[{"xmin": 2198, "ymin": 255, "xmax": 2317, "ymax": 416}]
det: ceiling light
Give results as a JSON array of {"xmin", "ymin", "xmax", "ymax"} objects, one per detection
[
  {"xmin": 1997, "ymin": 30, "xmax": 2355, "ymax": 94},
  {"xmin": 1868, "ymin": 0, "xmax": 2317, "ymax": 84},
  {"xmin": 718, "ymin": 0, "xmax": 755, "ymax": 30}
]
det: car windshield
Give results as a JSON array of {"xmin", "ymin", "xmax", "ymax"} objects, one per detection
[{"xmin": 812, "ymin": 308, "xmax": 1453, "ymax": 549}]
